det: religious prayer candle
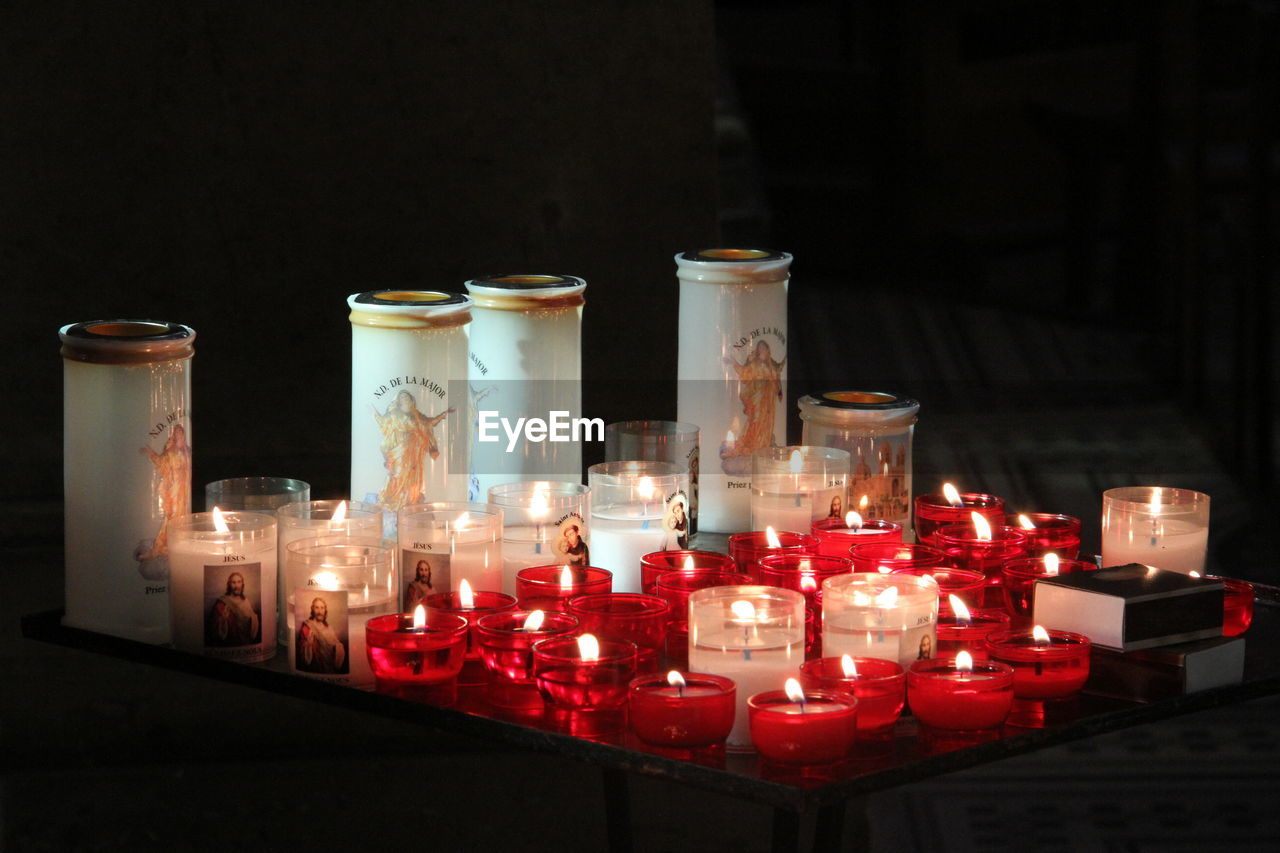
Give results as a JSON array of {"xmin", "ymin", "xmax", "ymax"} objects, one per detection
[
  {"xmin": 424, "ymin": 580, "xmax": 517, "ymax": 685},
  {"xmin": 849, "ymin": 542, "xmax": 946, "ymax": 574},
  {"xmin": 811, "ymin": 514, "xmax": 902, "ymax": 558},
  {"xmin": 588, "ymin": 461, "xmax": 691, "ymax": 592},
  {"xmin": 515, "ymin": 565, "xmax": 612, "ymax": 612},
  {"xmin": 934, "ymin": 518, "xmax": 1029, "ymax": 606},
  {"xmin": 1000, "ymin": 554, "xmax": 1092, "ymax": 620},
  {"xmin": 534, "ymin": 634, "xmax": 637, "ymax": 737},
  {"xmin": 798, "ymin": 391, "xmax": 921, "ymax": 536},
  {"xmin": 465, "ymin": 275, "xmax": 586, "ymax": 499},
  {"xmin": 750, "ymin": 446, "xmax": 849, "ymax": 534},
  {"xmin": 169, "ymin": 509, "xmax": 276, "ymax": 662},
  {"xmin": 349, "ymin": 290, "xmax": 472, "ymax": 523},
  {"xmin": 914, "ymin": 485, "xmax": 1005, "ymax": 545},
  {"xmin": 1008, "ymin": 512, "xmax": 1082, "ymax": 560},
  {"xmin": 639, "ymin": 549, "xmax": 737, "ymax": 595},
  {"xmin": 984, "ymin": 627, "xmax": 1092, "ymax": 701},
  {"xmin": 60, "ymin": 320, "xmax": 195, "ymax": 644},
  {"xmin": 203, "ymin": 477, "xmax": 309, "ymax": 513},
  {"xmin": 285, "ymin": 537, "xmax": 398, "ymax": 689},
  {"xmin": 907, "ymin": 652, "xmax": 1015, "ymax": 732},
  {"xmin": 606, "ymin": 421, "xmax": 701, "ymax": 537},
  {"xmin": 398, "ymin": 502, "xmax": 503, "ymax": 607},
  {"xmin": 475, "ymin": 609, "xmax": 581, "ymax": 710},
  {"xmin": 687, "ymin": 586, "xmax": 806, "ymax": 751},
  {"xmin": 1101, "ymin": 486, "xmax": 1210, "ymax": 574},
  {"xmin": 568, "ymin": 593, "xmax": 670, "ymax": 673},
  {"xmin": 748, "ymin": 680, "xmax": 858, "ymax": 766},
  {"xmin": 365, "ymin": 607, "xmax": 470, "ymax": 704},
  {"xmin": 800, "ymin": 655, "xmax": 906, "ymax": 756},
  {"xmin": 890, "ymin": 567, "xmax": 987, "ymax": 615},
  {"xmin": 935, "ymin": 595, "xmax": 1011, "ymax": 660},
  {"xmin": 821, "ymin": 573, "xmax": 939, "ymax": 668},
  {"xmin": 728, "ymin": 528, "xmax": 818, "ymax": 581},
  {"xmin": 629, "ymin": 671, "xmax": 736, "ymax": 754},
  {"xmin": 675, "ymin": 248, "xmax": 791, "ymax": 532},
  {"xmin": 488, "ymin": 481, "xmax": 591, "ymax": 595}
]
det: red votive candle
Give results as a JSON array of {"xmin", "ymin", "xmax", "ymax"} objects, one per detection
[
  {"xmin": 365, "ymin": 610, "xmax": 470, "ymax": 704},
  {"xmin": 664, "ymin": 620, "xmax": 689, "ymax": 671},
  {"xmin": 891, "ymin": 566, "xmax": 986, "ymax": 615},
  {"xmin": 1216, "ymin": 577, "xmax": 1255, "ymax": 636},
  {"xmin": 640, "ymin": 549, "xmax": 736, "ymax": 594},
  {"xmin": 728, "ymin": 530, "xmax": 818, "ymax": 581},
  {"xmin": 907, "ymin": 655, "xmax": 1014, "ymax": 732},
  {"xmin": 425, "ymin": 588, "xmax": 517, "ymax": 685},
  {"xmin": 849, "ymin": 542, "xmax": 947, "ymax": 574},
  {"xmin": 800, "ymin": 656, "xmax": 905, "ymax": 756},
  {"xmin": 1007, "ymin": 513, "xmax": 1082, "ymax": 559},
  {"xmin": 629, "ymin": 671, "xmax": 736, "ymax": 754},
  {"xmin": 811, "ymin": 516, "xmax": 902, "ymax": 558},
  {"xmin": 1000, "ymin": 556, "xmax": 1092, "ymax": 621},
  {"xmin": 748, "ymin": 686, "xmax": 858, "ymax": 766},
  {"xmin": 757, "ymin": 553, "xmax": 853, "ymax": 611},
  {"xmin": 984, "ymin": 629, "xmax": 1091, "ymax": 700},
  {"xmin": 914, "ymin": 490, "xmax": 1005, "ymax": 545},
  {"xmin": 475, "ymin": 609, "xmax": 580, "ymax": 710},
  {"xmin": 934, "ymin": 524, "xmax": 1028, "ymax": 606},
  {"xmin": 568, "ymin": 593, "xmax": 670, "ymax": 673},
  {"xmin": 936, "ymin": 605, "xmax": 1011, "ymax": 660},
  {"xmin": 515, "ymin": 565, "xmax": 612, "ymax": 612},
  {"xmin": 654, "ymin": 569, "xmax": 753, "ymax": 625},
  {"xmin": 534, "ymin": 634, "xmax": 637, "ymax": 736}
]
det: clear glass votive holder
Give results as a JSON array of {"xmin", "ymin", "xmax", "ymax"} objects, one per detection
[
  {"xmin": 605, "ymin": 420, "xmax": 701, "ymax": 536},
  {"xmin": 750, "ymin": 446, "xmax": 850, "ymax": 534},
  {"xmin": 475, "ymin": 610, "xmax": 580, "ymax": 710},
  {"xmin": 799, "ymin": 656, "xmax": 906, "ymax": 756},
  {"xmin": 654, "ymin": 569, "xmax": 753, "ymax": 626},
  {"xmin": 728, "ymin": 530, "xmax": 818, "ymax": 581},
  {"xmin": 914, "ymin": 491, "xmax": 1005, "ymax": 545},
  {"xmin": 1008, "ymin": 513, "xmax": 1082, "ymax": 559},
  {"xmin": 1101, "ymin": 486, "xmax": 1210, "ymax": 574},
  {"xmin": 849, "ymin": 542, "xmax": 947, "ymax": 574},
  {"xmin": 1000, "ymin": 557, "xmax": 1093, "ymax": 621},
  {"xmin": 205, "ymin": 477, "xmax": 310, "ymax": 513},
  {"xmin": 588, "ymin": 461, "xmax": 691, "ymax": 592},
  {"xmin": 629, "ymin": 671, "xmax": 736, "ymax": 754},
  {"xmin": 365, "ymin": 610, "xmax": 469, "ymax": 704},
  {"xmin": 811, "ymin": 516, "xmax": 902, "ymax": 558},
  {"xmin": 399, "ymin": 502, "xmax": 504, "ymax": 604},
  {"xmin": 515, "ymin": 565, "xmax": 612, "ymax": 612},
  {"xmin": 821, "ymin": 573, "xmax": 939, "ymax": 668},
  {"xmin": 640, "ymin": 549, "xmax": 737, "ymax": 594},
  {"xmin": 567, "ymin": 593, "xmax": 671, "ymax": 673},
  {"xmin": 489, "ymin": 481, "xmax": 592, "ymax": 594}
]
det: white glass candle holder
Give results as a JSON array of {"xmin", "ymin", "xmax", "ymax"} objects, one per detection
[
  {"xmin": 285, "ymin": 537, "xmax": 398, "ymax": 689},
  {"xmin": 398, "ymin": 502, "xmax": 503, "ymax": 607},
  {"xmin": 676, "ymin": 249, "xmax": 791, "ymax": 532},
  {"xmin": 204, "ymin": 477, "xmax": 310, "ymax": 513},
  {"xmin": 276, "ymin": 500, "xmax": 384, "ymax": 644},
  {"xmin": 688, "ymin": 585, "xmax": 805, "ymax": 750},
  {"xmin": 587, "ymin": 461, "xmax": 692, "ymax": 593},
  {"xmin": 750, "ymin": 445, "xmax": 850, "ymax": 533},
  {"xmin": 822, "ymin": 573, "xmax": 939, "ymax": 668},
  {"xmin": 1101, "ymin": 487, "xmax": 1210, "ymax": 574},
  {"xmin": 465, "ymin": 275, "xmax": 586, "ymax": 500},
  {"xmin": 487, "ymin": 481, "xmax": 592, "ymax": 595},
  {"xmin": 605, "ymin": 420, "xmax": 701, "ymax": 537},
  {"xmin": 798, "ymin": 391, "xmax": 920, "ymax": 534},
  {"xmin": 60, "ymin": 320, "xmax": 195, "ymax": 643},
  {"xmin": 169, "ymin": 511, "xmax": 277, "ymax": 662},
  {"xmin": 349, "ymin": 290, "xmax": 472, "ymax": 522}
]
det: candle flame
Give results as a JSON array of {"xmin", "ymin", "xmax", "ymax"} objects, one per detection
[
  {"xmin": 1032, "ymin": 625, "xmax": 1051, "ymax": 646},
  {"xmin": 1150, "ymin": 488, "xmax": 1162, "ymax": 513},
  {"xmin": 846, "ymin": 511, "xmax": 863, "ymax": 530},
  {"xmin": 683, "ymin": 555, "xmax": 695, "ymax": 571},
  {"xmin": 1146, "ymin": 564, "xmax": 1159, "ymax": 576},
  {"xmin": 949, "ymin": 594, "xmax": 971, "ymax": 625},
  {"xmin": 942, "ymin": 482, "xmax": 963, "ymax": 508},
  {"xmin": 784, "ymin": 677, "xmax": 806, "ymax": 704},
  {"xmin": 730, "ymin": 600, "xmax": 757, "ymax": 622},
  {"xmin": 211, "ymin": 506, "xmax": 230, "ymax": 533},
  {"xmin": 458, "ymin": 578, "xmax": 475, "ymax": 608},
  {"xmin": 331, "ymin": 500, "xmax": 348, "ymax": 523},
  {"xmin": 577, "ymin": 633, "xmax": 600, "ymax": 662},
  {"xmin": 800, "ymin": 574, "xmax": 818, "ymax": 593},
  {"xmin": 412, "ymin": 604, "xmax": 426, "ymax": 630},
  {"xmin": 1017, "ymin": 513, "xmax": 1036, "ymax": 530},
  {"xmin": 841, "ymin": 654, "xmax": 858, "ymax": 678},
  {"xmin": 667, "ymin": 670, "xmax": 686, "ymax": 689},
  {"xmin": 455, "ymin": 511, "xmax": 471, "ymax": 531},
  {"xmin": 764, "ymin": 526, "xmax": 781, "ymax": 548},
  {"xmin": 310, "ymin": 571, "xmax": 341, "ymax": 590},
  {"xmin": 875, "ymin": 586, "xmax": 899, "ymax": 607},
  {"xmin": 918, "ymin": 574, "xmax": 936, "ymax": 588},
  {"xmin": 788, "ymin": 449, "xmax": 803, "ymax": 475},
  {"xmin": 858, "ymin": 494, "xmax": 869, "ymax": 513},
  {"xmin": 956, "ymin": 650, "xmax": 974, "ymax": 673},
  {"xmin": 637, "ymin": 476, "xmax": 656, "ymax": 501},
  {"xmin": 1189, "ymin": 570, "xmax": 1201, "ymax": 578},
  {"xmin": 522, "ymin": 610, "xmax": 546, "ymax": 631},
  {"xmin": 559, "ymin": 566, "xmax": 574, "ymax": 590},
  {"xmin": 530, "ymin": 485, "xmax": 550, "ymax": 519},
  {"xmin": 1043, "ymin": 553, "xmax": 1060, "ymax": 575},
  {"xmin": 725, "ymin": 428, "xmax": 736, "ymax": 444},
  {"xmin": 971, "ymin": 511, "xmax": 993, "ymax": 541},
  {"xmin": 896, "ymin": 548, "xmax": 913, "ymax": 560}
]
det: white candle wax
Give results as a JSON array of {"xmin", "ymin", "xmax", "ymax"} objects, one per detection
[
  {"xmin": 589, "ymin": 506, "xmax": 668, "ymax": 593},
  {"xmin": 689, "ymin": 625, "xmax": 803, "ymax": 750},
  {"xmin": 1101, "ymin": 517, "xmax": 1208, "ymax": 574},
  {"xmin": 751, "ymin": 484, "xmax": 842, "ymax": 533}
]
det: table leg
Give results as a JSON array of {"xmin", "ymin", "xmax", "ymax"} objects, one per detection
[
  {"xmin": 771, "ymin": 807, "xmax": 802, "ymax": 853},
  {"xmin": 813, "ymin": 799, "xmax": 848, "ymax": 849},
  {"xmin": 601, "ymin": 768, "xmax": 633, "ymax": 853}
]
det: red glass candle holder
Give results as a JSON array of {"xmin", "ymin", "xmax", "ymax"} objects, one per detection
[
  {"xmin": 811, "ymin": 517, "xmax": 902, "ymax": 558},
  {"xmin": 568, "ymin": 593, "xmax": 670, "ymax": 673},
  {"xmin": 934, "ymin": 524, "xmax": 1028, "ymax": 606},
  {"xmin": 640, "ymin": 549, "xmax": 736, "ymax": 595},
  {"xmin": 748, "ymin": 688, "xmax": 858, "ymax": 765},
  {"xmin": 914, "ymin": 491, "xmax": 1005, "ymax": 545},
  {"xmin": 533, "ymin": 635, "xmax": 637, "ymax": 736},
  {"xmin": 936, "ymin": 608, "xmax": 1011, "ymax": 660},
  {"xmin": 985, "ymin": 629, "xmax": 1091, "ymax": 727},
  {"xmin": 629, "ymin": 672, "xmax": 736, "ymax": 754},
  {"xmin": 424, "ymin": 589, "xmax": 517, "ymax": 685},
  {"xmin": 890, "ymin": 566, "xmax": 986, "ymax": 615},
  {"xmin": 728, "ymin": 530, "xmax": 818, "ymax": 581},
  {"xmin": 1000, "ymin": 557, "xmax": 1093, "ymax": 621},
  {"xmin": 515, "ymin": 565, "xmax": 612, "ymax": 612},
  {"xmin": 757, "ymin": 553, "xmax": 853, "ymax": 610},
  {"xmin": 474, "ymin": 610, "xmax": 580, "ymax": 710},
  {"xmin": 849, "ymin": 542, "xmax": 947, "ymax": 574},
  {"xmin": 365, "ymin": 611, "xmax": 469, "ymax": 704},
  {"xmin": 799, "ymin": 656, "xmax": 905, "ymax": 756},
  {"xmin": 907, "ymin": 657, "xmax": 1014, "ymax": 732},
  {"xmin": 653, "ymin": 569, "xmax": 752, "ymax": 625},
  {"xmin": 1216, "ymin": 577, "xmax": 1255, "ymax": 637},
  {"xmin": 1007, "ymin": 513, "xmax": 1082, "ymax": 559},
  {"xmin": 664, "ymin": 621, "xmax": 689, "ymax": 671}
]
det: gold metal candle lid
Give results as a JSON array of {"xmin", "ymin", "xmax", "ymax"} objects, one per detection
[
  {"xmin": 465, "ymin": 274, "xmax": 587, "ymax": 310},
  {"xmin": 809, "ymin": 391, "xmax": 918, "ymax": 410},
  {"xmin": 798, "ymin": 391, "xmax": 920, "ymax": 427},
  {"xmin": 674, "ymin": 248, "xmax": 792, "ymax": 283},
  {"xmin": 59, "ymin": 320, "xmax": 196, "ymax": 365},
  {"xmin": 347, "ymin": 290, "xmax": 473, "ymax": 329}
]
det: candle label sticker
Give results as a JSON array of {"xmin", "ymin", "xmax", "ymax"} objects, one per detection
[
  {"xmin": 135, "ymin": 414, "xmax": 191, "ymax": 584},
  {"xmin": 366, "ymin": 382, "xmax": 454, "ymax": 512},
  {"xmin": 203, "ymin": 562, "xmax": 264, "ymax": 655},
  {"xmin": 662, "ymin": 490, "xmax": 691, "ymax": 550},
  {"xmin": 719, "ymin": 330, "xmax": 787, "ymax": 477},
  {"xmin": 847, "ymin": 434, "xmax": 911, "ymax": 526},
  {"xmin": 687, "ymin": 445, "xmax": 700, "ymax": 535},
  {"xmin": 402, "ymin": 548, "xmax": 450, "ymax": 610},
  {"xmin": 294, "ymin": 588, "xmax": 351, "ymax": 677},
  {"xmin": 552, "ymin": 513, "xmax": 590, "ymax": 567}
]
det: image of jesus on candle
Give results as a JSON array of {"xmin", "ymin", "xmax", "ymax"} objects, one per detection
[
  {"xmin": 403, "ymin": 557, "xmax": 438, "ymax": 610},
  {"xmin": 134, "ymin": 423, "xmax": 191, "ymax": 577},
  {"xmin": 205, "ymin": 568, "xmax": 261, "ymax": 647},
  {"xmin": 371, "ymin": 390, "xmax": 454, "ymax": 511},
  {"xmin": 297, "ymin": 595, "xmax": 348, "ymax": 674},
  {"xmin": 555, "ymin": 522, "xmax": 590, "ymax": 567},
  {"xmin": 721, "ymin": 340, "xmax": 785, "ymax": 470},
  {"xmin": 828, "ymin": 495, "xmax": 843, "ymax": 519}
]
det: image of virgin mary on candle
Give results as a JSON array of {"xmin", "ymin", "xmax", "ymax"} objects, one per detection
[
  {"xmin": 206, "ymin": 569, "xmax": 261, "ymax": 647},
  {"xmin": 720, "ymin": 340, "xmax": 785, "ymax": 474},
  {"xmin": 371, "ymin": 390, "xmax": 455, "ymax": 511},
  {"xmin": 555, "ymin": 522, "xmax": 590, "ymax": 567},
  {"xmin": 297, "ymin": 595, "xmax": 348, "ymax": 674},
  {"xmin": 134, "ymin": 422, "xmax": 192, "ymax": 579}
]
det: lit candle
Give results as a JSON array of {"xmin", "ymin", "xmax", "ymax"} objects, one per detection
[
  {"xmin": 514, "ymin": 564, "xmax": 612, "ymax": 612},
  {"xmin": 489, "ymin": 481, "xmax": 591, "ymax": 594},
  {"xmin": 629, "ymin": 670, "xmax": 737, "ymax": 754},
  {"xmin": 821, "ymin": 573, "xmax": 938, "ymax": 667},
  {"xmin": 984, "ymin": 626, "xmax": 1091, "ymax": 723},
  {"xmin": 587, "ymin": 461, "xmax": 691, "ymax": 593},
  {"xmin": 799, "ymin": 654, "xmax": 906, "ymax": 755},
  {"xmin": 914, "ymin": 484, "xmax": 1006, "ymax": 545},
  {"xmin": 533, "ymin": 632, "xmax": 638, "ymax": 736},
  {"xmin": 1007, "ymin": 512, "xmax": 1082, "ymax": 559},
  {"xmin": 399, "ymin": 502, "xmax": 503, "ymax": 607},
  {"xmin": 935, "ymin": 594, "xmax": 1010, "ymax": 660},
  {"xmin": 907, "ymin": 650, "xmax": 1015, "ymax": 733},
  {"xmin": 811, "ymin": 510, "xmax": 903, "ymax": 558},
  {"xmin": 747, "ymin": 678, "xmax": 858, "ymax": 765},
  {"xmin": 364, "ymin": 606, "xmax": 470, "ymax": 703},
  {"xmin": 727, "ymin": 526, "xmax": 818, "ymax": 581},
  {"xmin": 749, "ymin": 446, "xmax": 850, "ymax": 534},
  {"xmin": 568, "ymin": 592, "xmax": 671, "ymax": 673},
  {"xmin": 474, "ymin": 608, "xmax": 579, "ymax": 710},
  {"xmin": 1101, "ymin": 486, "xmax": 1209, "ymax": 574},
  {"xmin": 424, "ymin": 577, "xmax": 517, "ymax": 686},
  {"xmin": 639, "ymin": 549, "xmax": 737, "ymax": 595},
  {"xmin": 1000, "ymin": 554, "xmax": 1093, "ymax": 620}
]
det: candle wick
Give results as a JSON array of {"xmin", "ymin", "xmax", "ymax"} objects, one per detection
[{"xmin": 678, "ymin": 683, "xmax": 684, "ymax": 699}]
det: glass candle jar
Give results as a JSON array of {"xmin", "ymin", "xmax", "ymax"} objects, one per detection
[
  {"xmin": 365, "ymin": 610, "xmax": 470, "ymax": 704},
  {"xmin": 890, "ymin": 567, "xmax": 987, "ymax": 616},
  {"xmin": 934, "ymin": 524, "xmax": 1029, "ymax": 605},
  {"xmin": 914, "ymin": 491, "xmax": 1006, "ymax": 545},
  {"xmin": 475, "ymin": 609, "xmax": 580, "ymax": 710},
  {"xmin": 567, "ymin": 593, "xmax": 671, "ymax": 673},
  {"xmin": 936, "ymin": 608, "xmax": 1012, "ymax": 660},
  {"xmin": 1000, "ymin": 556, "xmax": 1093, "ymax": 621},
  {"xmin": 629, "ymin": 672, "xmax": 736, "ymax": 754},
  {"xmin": 798, "ymin": 391, "xmax": 921, "ymax": 535},
  {"xmin": 606, "ymin": 421, "xmax": 701, "ymax": 537},
  {"xmin": 676, "ymin": 248, "xmax": 791, "ymax": 533},
  {"xmin": 799, "ymin": 656, "xmax": 906, "ymax": 756},
  {"xmin": 728, "ymin": 530, "xmax": 818, "ymax": 581},
  {"xmin": 424, "ymin": 588, "xmax": 517, "ymax": 685},
  {"xmin": 349, "ymin": 290, "xmax": 472, "ymax": 518},
  {"xmin": 821, "ymin": 573, "xmax": 939, "ymax": 668},
  {"xmin": 169, "ymin": 510, "xmax": 277, "ymax": 662},
  {"xmin": 204, "ymin": 477, "xmax": 310, "ymax": 513},
  {"xmin": 1217, "ymin": 577, "xmax": 1255, "ymax": 636},
  {"xmin": 514, "ymin": 565, "xmax": 612, "ymax": 612},
  {"xmin": 465, "ymin": 274, "xmax": 586, "ymax": 499},
  {"xmin": 1101, "ymin": 486, "xmax": 1210, "ymax": 574},
  {"xmin": 398, "ymin": 502, "xmax": 503, "ymax": 605},
  {"xmin": 749, "ymin": 446, "xmax": 850, "ymax": 534},
  {"xmin": 756, "ymin": 554, "xmax": 853, "ymax": 656},
  {"xmin": 688, "ymin": 585, "xmax": 806, "ymax": 750},
  {"xmin": 748, "ymin": 687, "xmax": 858, "ymax": 766},
  {"xmin": 488, "ymin": 481, "xmax": 591, "ymax": 594},
  {"xmin": 588, "ymin": 461, "xmax": 692, "ymax": 592},
  {"xmin": 533, "ymin": 635, "xmax": 637, "ymax": 737},
  {"xmin": 811, "ymin": 516, "xmax": 902, "ymax": 558},
  {"xmin": 654, "ymin": 569, "xmax": 754, "ymax": 625},
  {"xmin": 907, "ymin": 657, "xmax": 1015, "ymax": 732},
  {"xmin": 1007, "ymin": 513, "xmax": 1082, "ymax": 560},
  {"xmin": 984, "ymin": 629, "xmax": 1091, "ymax": 702},
  {"xmin": 849, "ymin": 542, "xmax": 947, "ymax": 574},
  {"xmin": 639, "ymin": 549, "xmax": 737, "ymax": 595},
  {"xmin": 60, "ymin": 320, "xmax": 195, "ymax": 643}
]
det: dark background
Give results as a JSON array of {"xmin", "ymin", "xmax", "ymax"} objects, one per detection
[{"xmin": 5, "ymin": 1, "xmax": 1279, "ymax": 850}]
